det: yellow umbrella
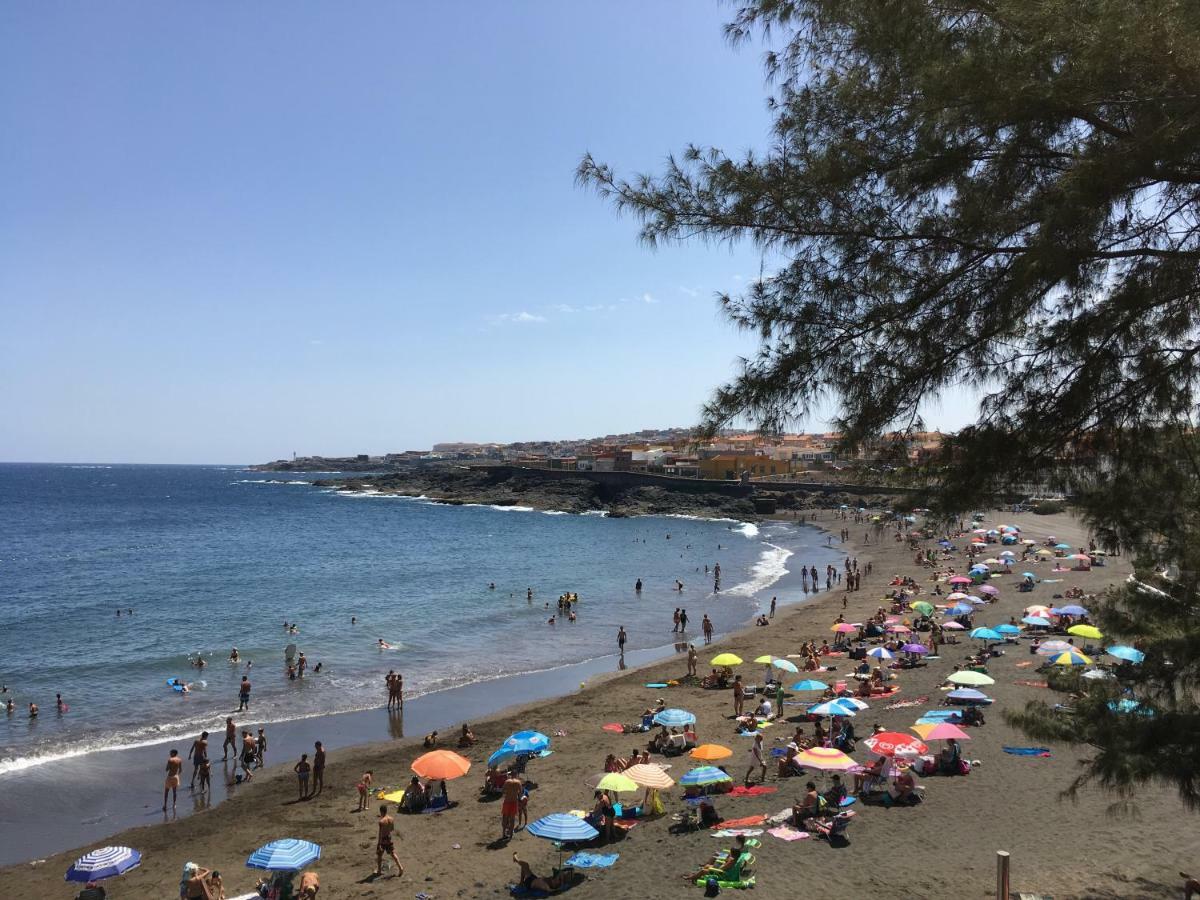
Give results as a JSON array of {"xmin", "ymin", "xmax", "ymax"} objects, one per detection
[
  {"xmin": 754, "ymin": 655, "xmax": 775, "ymax": 664},
  {"xmin": 795, "ymin": 747, "xmax": 856, "ymax": 771},
  {"xmin": 947, "ymin": 670, "xmax": 995, "ymax": 686},
  {"xmin": 690, "ymin": 744, "xmax": 733, "ymax": 762},
  {"xmin": 711, "ymin": 653, "xmax": 743, "ymax": 667},
  {"xmin": 1067, "ymin": 624, "xmax": 1103, "ymax": 640},
  {"xmin": 623, "ymin": 763, "xmax": 675, "ymax": 789},
  {"xmin": 595, "ymin": 772, "xmax": 638, "ymax": 793}
]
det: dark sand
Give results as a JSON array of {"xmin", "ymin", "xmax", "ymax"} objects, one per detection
[{"xmin": 5, "ymin": 511, "xmax": 1198, "ymax": 900}]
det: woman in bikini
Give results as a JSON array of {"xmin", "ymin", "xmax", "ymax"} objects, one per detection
[{"xmin": 513, "ymin": 853, "xmax": 564, "ymax": 893}]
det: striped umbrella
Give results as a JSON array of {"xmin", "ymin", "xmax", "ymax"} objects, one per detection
[
  {"xmin": 65, "ymin": 846, "xmax": 142, "ymax": 882},
  {"xmin": 808, "ymin": 699, "xmax": 857, "ymax": 717},
  {"xmin": 1036, "ymin": 640, "xmax": 1075, "ymax": 656},
  {"xmin": 911, "ymin": 722, "xmax": 971, "ymax": 741},
  {"xmin": 1048, "ymin": 650, "xmax": 1093, "ymax": 666},
  {"xmin": 795, "ymin": 747, "xmax": 857, "ymax": 771},
  {"xmin": 680, "ymin": 766, "xmax": 732, "ymax": 786},
  {"xmin": 623, "ymin": 763, "xmax": 674, "ymax": 789},
  {"xmin": 652, "ymin": 708, "xmax": 696, "ymax": 727},
  {"xmin": 867, "ymin": 647, "xmax": 894, "ymax": 660},
  {"xmin": 246, "ymin": 838, "xmax": 321, "ymax": 871},
  {"xmin": 527, "ymin": 813, "xmax": 599, "ymax": 841}
]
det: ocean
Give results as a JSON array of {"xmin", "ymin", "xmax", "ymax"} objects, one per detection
[{"xmin": 0, "ymin": 463, "xmax": 843, "ymax": 781}]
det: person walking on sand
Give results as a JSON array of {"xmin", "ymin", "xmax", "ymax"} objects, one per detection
[
  {"xmin": 163, "ymin": 748, "xmax": 182, "ymax": 811},
  {"xmin": 294, "ymin": 753, "xmax": 311, "ymax": 800},
  {"xmin": 702, "ymin": 614, "xmax": 714, "ymax": 643},
  {"xmin": 733, "ymin": 674, "xmax": 745, "ymax": 717},
  {"xmin": 770, "ymin": 596, "xmax": 777, "ymax": 618},
  {"xmin": 188, "ymin": 730, "xmax": 208, "ymax": 789},
  {"xmin": 687, "ymin": 644, "xmax": 698, "ymax": 676},
  {"xmin": 501, "ymin": 770, "xmax": 523, "ymax": 839},
  {"xmin": 357, "ymin": 770, "xmax": 374, "ymax": 811},
  {"xmin": 744, "ymin": 732, "xmax": 767, "ymax": 785},
  {"xmin": 238, "ymin": 675, "xmax": 251, "ymax": 711},
  {"xmin": 239, "ymin": 730, "xmax": 256, "ymax": 782},
  {"xmin": 617, "ymin": 626, "xmax": 627, "ymax": 654},
  {"xmin": 374, "ymin": 804, "xmax": 404, "ymax": 877},
  {"xmin": 255, "ymin": 728, "xmax": 267, "ymax": 768},
  {"xmin": 312, "ymin": 740, "xmax": 326, "ymax": 795},
  {"xmin": 221, "ymin": 717, "xmax": 236, "ymax": 760}
]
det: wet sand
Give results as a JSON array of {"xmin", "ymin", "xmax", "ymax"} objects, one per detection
[{"xmin": 4, "ymin": 510, "xmax": 1197, "ymax": 900}]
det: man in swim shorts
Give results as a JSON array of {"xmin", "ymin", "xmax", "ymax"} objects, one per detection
[
  {"xmin": 188, "ymin": 730, "xmax": 208, "ymax": 789},
  {"xmin": 374, "ymin": 805, "xmax": 403, "ymax": 877},
  {"xmin": 312, "ymin": 740, "xmax": 326, "ymax": 795},
  {"xmin": 163, "ymin": 748, "xmax": 182, "ymax": 811},
  {"xmin": 501, "ymin": 770, "xmax": 523, "ymax": 839},
  {"xmin": 238, "ymin": 675, "xmax": 251, "ymax": 711},
  {"xmin": 240, "ymin": 730, "xmax": 256, "ymax": 781},
  {"xmin": 222, "ymin": 717, "xmax": 236, "ymax": 760}
]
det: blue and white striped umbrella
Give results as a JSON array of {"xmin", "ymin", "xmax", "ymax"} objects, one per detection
[
  {"xmin": 867, "ymin": 647, "xmax": 893, "ymax": 659},
  {"xmin": 679, "ymin": 766, "xmax": 733, "ymax": 786},
  {"xmin": 652, "ymin": 708, "xmax": 696, "ymax": 727},
  {"xmin": 808, "ymin": 699, "xmax": 857, "ymax": 717},
  {"xmin": 527, "ymin": 813, "xmax": 599, "ymax": 842},
  {"xmin": 246, "ymin": 838, "xmax": 321, "ymax": 871},
  {"xmin": 65, "ymin": 846, "xmax": 142, "ymax": 882}
]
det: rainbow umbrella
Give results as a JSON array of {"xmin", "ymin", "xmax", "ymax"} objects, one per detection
[
  {"xmin": 1048, "ymin": 650, "xmax": 1093, "ymax": 666},
  {"xmin": 911, "ymin": 722, "xmax": 971, "ymax": 741},
  {"xmin": 795, "ymin": 747, "xmax": 857, "ymax": 771}
]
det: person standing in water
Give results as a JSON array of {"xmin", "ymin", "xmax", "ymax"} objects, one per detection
[
  {"xmin": 188, "ymin": 731, "xmax": 209, "ymax": 789},
  {"xmin": 163, "ymin": 749, "xmax": 182, "ymax": 811},
  {"xmin": 238, "ymin": 675, "xmax": 251, "ymax": 711},
  {"xmin": 222, "ymin": 717, "xmax": 236, "ymax": 760},
  {"xmin": 679, "ymin": 609, "xmax": 689, "ymax": 632},
  {"xmin": 617, "ymin": 626, "xmax": 627, "ymax": 654},
  {"xmin": 635, "ymin": 578, "xmax": 642, "ymax": 593}
]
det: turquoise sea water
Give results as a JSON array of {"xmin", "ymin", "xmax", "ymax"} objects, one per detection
[{"xmin": 0, "ymin": 463, "xmax": 841, "ymax": 776}]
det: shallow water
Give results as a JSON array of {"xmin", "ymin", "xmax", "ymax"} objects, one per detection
[{"xmin": 0, "ymin": 463, "xmax": 841, "ymax": 776}]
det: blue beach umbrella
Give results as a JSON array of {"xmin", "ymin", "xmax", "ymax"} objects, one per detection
[
  {"xmin": 771, "ymin": 658, "xmax": 800, "ymax": 674},
  {"xmin": 66, "ymin": 846, "xmax": 142, "ymax": 883},
  {"xmin": 949, "ymin": 603, "xmax": 974, "ymax": 615},
  {"xmin": 1022, "ymin": 615, "xmax": 1051, "ymax": 627},
  {"xmin": 947, "ymin": 688, "xmax": 991, "ymax": 704},
  {"xmin": 808, "ymin": 699, "xmax": 857, "ymax": 717},
  {"xmin": 1053, "ymin": 604, "xmax": 1089, "ymax": 616},
  {"xmin": 246, "ymin": 838, "xmax": 321, "ymax": 871},
  {"xmin": 791, "ymin": 679, "xmax": 828, "ymax": 692},
  {"xmin": 680, "ymin": 766, "xmax": 733, "ymax": 787},
  {"xmin": 970, "ymin": 627, "xmax": 1004, "ymax": 642},
  {"xmin": 489, "ymin": 729, "xmax": 552, "ymax": 765},
  {"xmin": 995, "ymin": 624, "xmax": 1021, "ymax": 635},
  {"xmin": 527, "ymin": 813, "xmax": 600, "ymax": 842},
  {"xmin": 1021, "ymin": 572, "xmax": 1036, "ymax": 579},
  {"xmin": 652, "ymin": 708, "xmax": 696, "ymax": 727},
  {"xmin": 1107, "ymin": 645, "xmax": 1146, "ymax": 664},
  {"xmin": 866, "ymin": 647, "xmax": 893, "ymax": 659},
  {"xmin": 1054, "ymin": 543, "xmax": 1072, "ymax": 550}
]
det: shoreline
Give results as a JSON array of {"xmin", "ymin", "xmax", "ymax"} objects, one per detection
[{"xmin": 0, "ymin": 514, "xmax": 835, "ymax": 866}]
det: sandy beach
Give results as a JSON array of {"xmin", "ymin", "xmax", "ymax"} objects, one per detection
[{"xmin": 6, "ymin": 509, "xmax": 1198, "ymax": 900}]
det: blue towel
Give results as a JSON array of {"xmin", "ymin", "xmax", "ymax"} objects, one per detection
[
  {"xmin": 1002, "ymin": 746, "xmax": 1051, "ymax": 757},
  {"xmin": 564, "ymin": 852, "xmax": 619, "ymax": 869}
]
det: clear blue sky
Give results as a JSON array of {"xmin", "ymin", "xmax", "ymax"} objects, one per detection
[{"xmin": 0, "ymin": 1, "xmax": 974, "ymax": 464}]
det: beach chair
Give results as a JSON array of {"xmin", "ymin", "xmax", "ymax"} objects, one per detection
[
  {"xmin": 807, "ymin": 810, "xmax": 855, "ymax": 845},
  {"xmin": 695, "ymin": 851, "xmax": 756, "ymax": 889}
]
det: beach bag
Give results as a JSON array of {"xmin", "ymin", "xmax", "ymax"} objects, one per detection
[
  {"xmin": 704, "ymin": 876, "xmax": 721, "ymax": 896},
  {"xmin": 957, "ymin": 758, "xmax": 971, "ymax": 776},
  {"xmin": 649, "ymin": 790, "xmax": 665, "ymax": 817}
]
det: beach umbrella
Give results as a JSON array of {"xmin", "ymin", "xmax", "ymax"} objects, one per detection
[
  {"xmin": 1022, "ymin": 615, "xmax": 1051, "ymax": 627},
  {"xmin": 831, "ymin": 623, "xmax": 858, "ymax": 634},
  {"xmin": 488, "ymin": 730, "xmax": 552, "ymax": 767},
  {"xmin": 995, "ymin": 624, "xmax": 1021, "ymax": 636},
  {"xmin": 623, "ymin": 763, "xmax": 674, "ymax": 789},
  {"xmin": 911, "ymin": 722, "xmax": 971, "ymax": 741},
  {"xmin": 795, "ymin": 747, "xmax": 857, "ymax": 771},
  {"xmin": 652, "ymin": 708, "xmax": 696, "ymax": 727},
  {"xmin": 1054, "ymin": 543, "xmax": 1072, "ymax": 550},
  {"xmin": 690, "ymin": 744, "xmax": 733, "ymax": 762},
  {"xmin": 867, "ymin": 647, "xmax": 893, "ymax": 660},
  {"xmin": 595, "ymin": 772, "xmax": 639, "ymax": 793},
  {"xmin": 838, "ymin": 697, "xmax": 870, "ymax": 710},
  {"xmin": 1025, "ymin": 605, "xmax": 1053, "ymax": 617},
  {"xmin": 949, "ymin": 576, "xmax": 973, "ymax": 585},
  {"xmin": 941, "ymin": 621, "xmax": 965, "ymax": 630},
  {"xmin": 791, "ymin": 679, "xmax": 828, "ymax": 691},
  {"xmin": 711, "ymin": 653, "xmax": 743, "ymax": 667},
  {"xmin": 910, "ymin": 601, "xmax": 935, "ymax": 617},
  {"xmin": 970, "ymin": 627, "xmax": 1004, "ymax": 642},
  {"xmin": 246, "ymin": 838, "xmax": 322, "ymax": 871},
  {"xmin": 863, "ymin": 732, "xmax": 928, "ymax": 758},
  {"xmin": 949, "ymin": 603, "xmax": 974, "ymax": 615},
  {"xmin": 966, "ymin": 596, "xmax": 988, "ymax": 606},
  {"xmin": 999, "ymin": 548, "xmax": 1016, "ymax": 556},
  {"xmin": 1067, "ymin": 624, "xmax": 1104, "ymax": 641},
  {"xmin": 411, "ymin": 750, "xmax": 471, "ymax": 781},
  {"xmin": 978, "ymin": 584, "xmax": 1001, "ymax": 596},
  {"xmin": 65, "ymin": 847, "xmax": 142, "ymax": 883},
  {"xmin": 1107, "ymin": 645, "xmax": 1145, "ymax": 664},
  {"xmin": 808, "ymin": 699, "xmax": 856, "ymax": 717},
  {"xmin": 1053, "ymin": 604, "xmax": 1090, "ymax": 617},
  {"xmin": 947, "ymin": 688, "xmax": 991, "ymax": 703},
  {"xmin": 1048, "ymin": 650, "xmax": 1093, "ymax": 666},
  {"xmin": 1034, "ymin": 549, "xmax": 1054, "ymax": 557},
  {"xmin": 754, "ymin": 654, "xmax": 774, "ymax": 664},
  {"xmin": 1021, "ymin": 538, "xmax": 1037, "ymax": 545},
  {"xmin": 946, "ymin": 592, "xmax": 969, "ymax": 601},
  {"xmin": 947, "ymin": 670, "xmax": 995, "ymax": 686},
  {"xmin": 772, "ymin": 658, "xmax": 799, "ymax": 673},
  {"xmin": 982, "ymin": 558, "xmax": 1001, "ymax": 565},
  {"xmin": 901, "ymin": 643, "xmax": 929, "ymax": 655},
  {"xmin": 680, "ymin": 766, "xmax": 733, "ymax": 787},
  {"xmin": 1036, "ymin": 640, "xmax": 1076, "ymax": 656},
  {"xmin": 528, "ymin": 812, "xmax": 600, "ymax": 869},
  {"xmin": 1081, "ymin": 668, "xmax": 1115, "ymax": 681},
  {"xmin": 1068, "ymin": 554, "xmax": 1091, "ymax": 563},
  {"xmin": 887, "ymin": 624, "xmax": 911, "ymax": 634}
]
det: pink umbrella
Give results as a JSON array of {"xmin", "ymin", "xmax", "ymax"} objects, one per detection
[
  {"xmin": 831, "ymin": 623, "xmax": 858, "ymax": 633},
  {"xmin": 864, "ymin": 732, "xmax": 928, "ymax": 758},
  {"xmin": 911, "ymin": 722, "xmax": 971, "ymax": 741},
  {"xmin": 886, "ymin": 624, "xmax": 911, "ymax": 634},
  {"xmin": 941, "ymin": 621, "xmax": 966, "ymax": 630},
  {"xmin": 978, "ymin": 585, "xmax": 1000, "ymax": 595},
  {"xmin": 949, "ymin": 576, "xmax": 973, "ymax": 585}
]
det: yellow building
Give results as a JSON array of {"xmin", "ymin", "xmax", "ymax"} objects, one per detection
[{"xmin": 697, "ymin": 454, "xmax": 799, "ymax": 480}]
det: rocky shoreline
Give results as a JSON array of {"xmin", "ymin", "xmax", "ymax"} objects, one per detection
[{"xmin": 312, "ymin": 465, "xmax": 899, "ymax": 518}]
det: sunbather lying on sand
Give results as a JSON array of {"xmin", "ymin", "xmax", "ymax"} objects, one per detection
[{"xmin": 513, "ymin": 852, "xmax": 564, "ymax": 893}]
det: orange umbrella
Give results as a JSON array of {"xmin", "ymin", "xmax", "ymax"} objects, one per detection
[
  {"xmin": 411, "ymin": 750, "xmax": 472, "ymax": 780},
  {"xmin": 689, "ymin": 744, "xmax": 733, "ymax": 762}
]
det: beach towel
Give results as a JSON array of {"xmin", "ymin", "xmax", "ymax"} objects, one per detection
[
  {"xmin": 1015, "ymin": 661, "xmax": 1034, "ymax": 668},
  {"xmin": 645, "ymin": 683, "xmax": 669, "ymax": 689},
  {"xmin": 715, "ymin": 814, "xmax": 767, "ymax": 829},
  {"xmin": 1003, "ymin": 746, "xmax": 1052, "ymax": 757},
  {"xmin": 564, "ymin": 852, "xmax": 618, "ymax": 869},
  {"xmin": 767, "ymin": 826, "xmax": 811, "ymax": 842},
  {"xmin": 601, "ymin": 723, "xmax": 624, "ymax": 733},
  {"xmin": 728, "ymin": 785, "xmax": 778, "ymax": 798},
  {"xmin": 695, "ymin": 875, "xmax": 757, "ymax": 890},
  {"xmin": 885, "ymin": 695, "xmax": 928, "ymax": 710},
  {"xmin": 711, "ymin": 828, "xmax": 764, "ymax": 837},
  {"xmin": 1014, "ymin": 680, "xmax": 1049, "ymax": 688}
]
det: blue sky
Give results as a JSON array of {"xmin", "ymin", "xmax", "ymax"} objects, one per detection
[{"xmin": 0, "ymin": 2, "xmax": 974, "ymax": 463}]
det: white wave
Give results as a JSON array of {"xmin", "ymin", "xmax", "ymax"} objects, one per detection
[
  {"xmin": 733, "ymin": 522, "xmax": 760, "ymax": 538},
  {"xmin": 723, "ymin": 542, "xmax": 793, "ymax": 597},
  {"xmin": 581, "ymin": 510, "xmax": 609, "ymax": 517},
  {"xmin": 542, "ymin": 510, "xmax": 569, "ymax": 516},
  {"xmin": 67, "ymin": 465, "xmax": 113, "ymax": 469},
  {"xmin": 660, "ymin": 513, "xmax": 742, "ymax": 524},
  {"xmin": 230, "ymin": 479, "xmax": 310, "ymax": 485}
]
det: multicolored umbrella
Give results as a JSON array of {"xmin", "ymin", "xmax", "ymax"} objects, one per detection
[
  {"xmin": 795, "ymin": 747, "xmax": 857, "ymax": 771},
  {"xmin": 65, "ymin": 847, "xmax": 142, "ymax": 883},
  {"xmin": 808, "ymin": 699, "xmax": 856, "ymax": 717},
  {"xmin": 911, "ymin": 722, "xmax": 971, "ymax": 741},
  {"xmin": 680, "ymin": 766, "xmax": 733, "ymax": 786},
  {"xmin": 623, "ymin": 763, "xmax": 674, "ymax": 789},
  {"xmin": 910, "ymin": 601, "xmax": 935, "ymax": 617},
  {"xmin": 1036, "ymin": 640, "xmax": 1076, "ymax": 656},
  {"xmin": 831, "ymin": 623, "xmax": 858, "ymax": 634},
  {"xmin": 867, "ymin": 647, "xmax": 893, "ymax": 660},
  {"xmin": 1048, "ymin": 650, "xmax": 1093, "ymax": 666}
]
